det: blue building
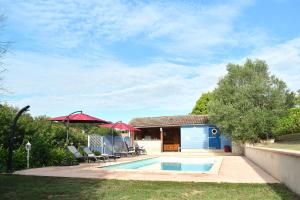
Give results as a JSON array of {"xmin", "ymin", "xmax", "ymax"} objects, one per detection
[{"xmin": 129, "ymin": 115, "xmax": 231, "ymax": 153}]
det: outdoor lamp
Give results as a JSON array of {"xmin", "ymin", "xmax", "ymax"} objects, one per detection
[
  {"xmin": 25, "ymin": 141, "xmax": 31, "ymax": 151},
  {"xmin": 25, "ymin": 141, "xmax": 31, "ymax": 168}
]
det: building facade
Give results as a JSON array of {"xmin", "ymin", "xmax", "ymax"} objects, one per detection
[{"xmin": 129, "ymin": 115, "xmax": 231, "ymax": 154}]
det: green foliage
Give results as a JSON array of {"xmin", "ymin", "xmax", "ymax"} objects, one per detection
[
  {"xmin": 208, "ymin": 59, "xmax": 293, "ymax": 143},
  {"xmin": 49, "ymin": 148, "xmax": 76, "ymax": 166},
  {"xmin": 191, "ymin": 92, "xmax": 212, "ymax": 115},
  {"xmin": 92, "ymin": 150, "xmax": 101, "ymax": 156},
  {"xmin": 12, "ymin": 147, "xmax": 27, "ymax": 170},
  {"xmin": 274, "ymin": 108, "xmax": 300, "ymax": 136},
  {"xmin": 85, "ymin": 126, "xmax": 111, "ymax": 136},
  {"xmin": 0, "ymin": 104, "xmax": 33, "ymax": 149},
  {"xmin": 0, "ymin": 104, "xmax": 86, "ymax": 171},
  {"xmin": 296, "ymin": 90, "xmax": 300, "ymax": 107},
  {"xmin": 0, "ymin": 145, "xmax": 6, "ymax": 171}
]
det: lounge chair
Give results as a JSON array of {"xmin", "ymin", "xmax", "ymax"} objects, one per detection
[
  {"xmin": 134, "ymin": 142, "xmax": 147, "ymax": 155},
  {"xmin": 113, "ymin": 149, "xmax": 129, "ymax": 157},
  {"xmin": 125, "ymin": 142, "xmax": 136, "ymax": 156},
  {"xmin": 89, "ymin": 147, "xmax": 120, "ymax": 161},
  {"xmin": 102, "ymin": 153, "xmax": 120, "ymax": 161},
  {"xmin": 82, "ymin": 147, "xmax": 106, "ymax": 163},
  {"xmin": 67, "ymin": 146, "xmax": 85, "ymax": 162}
]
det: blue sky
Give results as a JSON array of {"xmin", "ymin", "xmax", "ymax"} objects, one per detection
[{"xmin": 0, "ymin": 0, "xmax": 300, "ymax": 123}]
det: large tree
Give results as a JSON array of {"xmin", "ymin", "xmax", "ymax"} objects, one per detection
[
  {"xmin": 208, "ymin": 59, "xmax": 293, "ymax": 143},
  {"xmin": 191, "ymin": 92, "xmax": 212, "ymax": 115}
]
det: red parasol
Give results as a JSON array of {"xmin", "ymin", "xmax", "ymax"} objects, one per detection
[
  {"xmin": 49, "ymin": 112, "xmax": 109, "ymax": 124},
  {"xmin": 100, "ymin": 122, "xmax": 140, "ymax": 131},
  {"xmin": 49, "ymin": 111, "xmax": 109, "ymax": 144}
]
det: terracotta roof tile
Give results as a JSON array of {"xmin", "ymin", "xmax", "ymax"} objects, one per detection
[{"xmin": 129, "ymin": 115, "xmax": 208, "ymax": 128}]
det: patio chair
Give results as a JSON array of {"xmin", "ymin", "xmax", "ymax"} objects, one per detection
[
  {"xmin": 113, "ymin": 148, "xmax": 129, "ymax": 157},
  {"xmin": 67, "ymin": 146, "xmax": 85, "ymax": 162},
  {"xmin": 125, "ymin": 142, "xmax": 136, "ymax": 156},
  {"xmin": 102, "ymin": 153, "xmax": 120, "ymax": 161},
  {"xmin": 89, "ymin": 146, "xmax": 120, "ymax": 161},
  {"xmin": 82, "ymin": 147, "xmax": 106, "ymax": 163},
  {"xmin": 134, "ymin": 142, "xmax": 147, "ymax": 155}
]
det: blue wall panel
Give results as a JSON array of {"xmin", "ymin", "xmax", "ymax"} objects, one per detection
[
  {"xmin": 221, "ymin": 135, "xmax": 231, "ymax": 149},
  {"xmin": 181, "ymin": 125, "xmax": 231, "ymax": 150},
  {"xmin": 180, "ymin": 125, "xmax": 209, "ymax": 149}
]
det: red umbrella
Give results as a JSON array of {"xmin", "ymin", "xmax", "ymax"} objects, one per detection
[
  {"xmin": 100, "ymin": 122, "xmax": 139, "ymax": 155},
  {"xmin": 49, "ymin": 111, "xmax": 109, "ymax": 144},
  {"xmin": 49, "ymin": 112, "xmax": 109, "ymax": 124},
  {"xmin": 100, "ymin": 122, "xmax": 140, "ymax": 131}
]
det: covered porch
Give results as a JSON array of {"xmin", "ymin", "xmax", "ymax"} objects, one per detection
[{"xmin": 133, "ymin": 126, "xmax": 181, "ymax": 152}]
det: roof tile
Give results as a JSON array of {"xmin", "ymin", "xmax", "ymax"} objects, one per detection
[{"xmin": 129, "ymin": 115, "xmax": 208, "ymax": 128}]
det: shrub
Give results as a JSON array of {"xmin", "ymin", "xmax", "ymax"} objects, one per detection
[
  {"xmin": 92, "ymin": 150, "xmax": 101, "ymax": 156},
  {"xmin": 49, "ymin": 148, "xmax": 77, "ymax": 166},
  {"xmin": 0, "ymin": 104, "xmax": 87, "ymax": 171},
  {"xmin": 12, "ymin": 147, "xmax": 27, "ymax": 170},
  {"xmin": 0, "ymin": 145, "xmax": 7, "ymax": 172},
  {"xmin": 274, "ymin": 108, "xmax": 300, "ymax": 137}
]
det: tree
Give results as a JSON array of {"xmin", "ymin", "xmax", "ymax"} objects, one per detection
[
  {"xmin": 191, "ymin": 92, "xmax": 212, "ymax": 115},
  {"xmin": 296, "ymin": 90, "xmax": 300, "ymax": 107},
  {"xmin": 274, "ymin": 108, "xmax": 300, "ymax": 136},
  {"xmin": 208, "ymin": 59, "xmax": 293, "ymax": 143}
]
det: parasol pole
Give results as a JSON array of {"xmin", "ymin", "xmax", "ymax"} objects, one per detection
[{"xmin": 64, "ymin": 110, "xmax": 82, "ymax": 145}]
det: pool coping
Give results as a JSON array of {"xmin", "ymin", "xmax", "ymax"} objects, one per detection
[
  {"xmin": 89, "ymin": 156, "xmax": 223, "ymax": 175},
  {"xmin": 15, "ymin": 156, "xmax": 279, "ymax": 183}
]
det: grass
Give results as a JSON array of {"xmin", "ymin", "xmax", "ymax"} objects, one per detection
[
  {"xmin": 0, "ymin": 175, "xmax": 299, "ymax": 200},
  {"xmin": 256, "ymin": 142, "xmax": 300, "ymax": 151}
]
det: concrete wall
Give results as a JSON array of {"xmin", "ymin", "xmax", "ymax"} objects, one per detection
[
  {"xmin": 136, "ymin": 140, "xmax": 161, "ymax": 154},
  {"xmin": 245, "ymin": 146, "xmax": 300, "ymax": 196}
]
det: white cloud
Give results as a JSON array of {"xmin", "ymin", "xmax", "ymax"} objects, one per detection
[
  {"xmin": 3, "ymin": 50, "xmax": 225, "ymax": 118},
  {"xmin": 3, "ymin": 37, "xmax": 300, "ymax": 121},
  {"xmin": 2, "ymin": 0, "xmax": 300, "ymax": 122},
  {"xmin": 2, "ymin": 0, "xmax": 259, "ymax": 58},
  {"xmin": 249, "ymin": 38, "xmax": 300, "ymax": 91}
]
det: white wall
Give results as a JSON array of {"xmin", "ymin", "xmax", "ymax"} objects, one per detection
[
  {"xmin": 136, "ymin": 140, "xmax": 161, "ymax": 154},
  {"xmin": 245, "ymin": 146, "xmax": 300, "ymax": 196}
]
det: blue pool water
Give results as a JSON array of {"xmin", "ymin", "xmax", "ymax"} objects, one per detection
[
  {"xmin": 102, "ymin": 158, "xmax": 160, "ymax": 170},
  {"xmin": 100, "ymin": 158, "xmax": 214, "ymax": 172},
  {"xmin": 161, "ymin": 162, "xmax": 213, "ymax": 172}
]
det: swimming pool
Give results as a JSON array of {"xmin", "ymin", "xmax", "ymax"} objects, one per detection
[{"xmin": 100, "ymin": 157, "xmax": 216, "ymax": 172}]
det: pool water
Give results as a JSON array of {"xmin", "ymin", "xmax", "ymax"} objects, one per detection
[
  {"xmin": 161, "ymin": 162, "xmax": 213, "ymax": 171},
  {"xmin": 100, "ymin": 157, "xmax": 214, "ymax": 172}
]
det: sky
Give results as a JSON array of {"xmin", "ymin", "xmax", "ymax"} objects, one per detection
[{"xmin": 0, "ymin": 0, "xmax": 300, "ymax": 123}]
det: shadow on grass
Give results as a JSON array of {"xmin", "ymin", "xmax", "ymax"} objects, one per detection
[{"xmin": 0, "ymin": 174, "xmax": 299, "ymax": 200}]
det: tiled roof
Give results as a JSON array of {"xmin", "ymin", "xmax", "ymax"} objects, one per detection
[{"xmin": 129, "ymin": 115, "xmax": 209, "ymax": 128}]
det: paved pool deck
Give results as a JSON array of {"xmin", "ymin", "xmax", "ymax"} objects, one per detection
[{"xmin": 15, "ymin": 156, "xmax": 279, "ymax": 183}]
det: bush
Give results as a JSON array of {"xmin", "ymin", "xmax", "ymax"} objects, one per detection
[
  {"xmin": 0, "ymin": 145, "xmax": 27, "ymax": 171},
  {"xmin": 274, "ymin": 108, "xmax": 300, "ymax": 137},
  {"xmin": 0, "ymin": 104, "xmax": 87, "ymax": 171},
  {"xmin": 0, "ymin": 145, "xmax": 7, "ymax": 172},
  {"xmin": 92, "ymin": 150, "xmax": 101, "ymax": 156},
  {"xmin": 12, "ymin": 147, "xmax": 27, "ymax": 170},
  {"xmin": 49, "ymin": 148, "xmax": 77, "ymax": 166}
]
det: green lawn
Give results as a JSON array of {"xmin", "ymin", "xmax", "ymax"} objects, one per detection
[
  {"xmin": 256, "ymin": 142, "xmax": 300, "ymax": 151},
  {"xmin": 257, "ymin": 133, "xmax": 300, "ymax": 151},
  {"xmin": 0, "ymin": 175, "xmax": 299, "ymax": 200}
]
